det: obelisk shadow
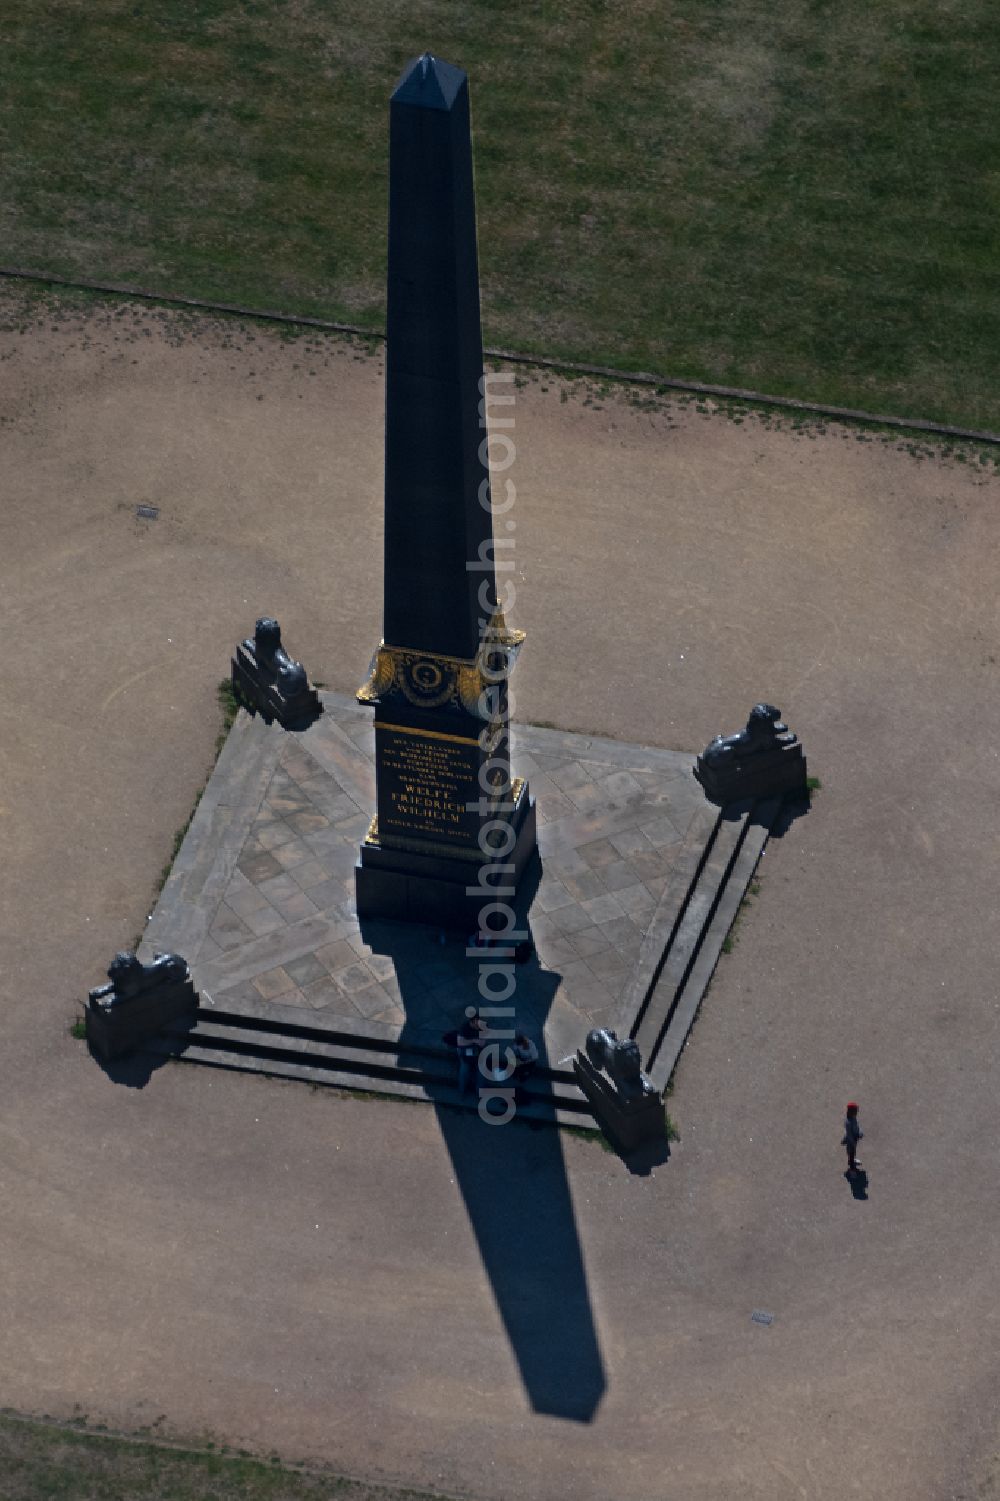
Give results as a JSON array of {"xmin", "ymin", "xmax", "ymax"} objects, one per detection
[
  {"xmin": 431, "ymin": 1100, "xmax": 606, "ymax": 1422},
  {"xmin": 364, "ymin": 904, "xmax": 606, "ymax": 1422}
]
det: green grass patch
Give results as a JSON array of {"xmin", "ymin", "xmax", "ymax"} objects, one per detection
[
  {"xmin": 0, "ymin": 1409, "xmax": 456, "ymax": 1501},
  {"xmin": 215, "ymin": 676, "xmax": 239, "ymax": 752},
  {"xmin": 561, "ymin": 1122, "xmax": 615, "ymax": 1152},
  {"xmin": 722, "ymin": 873, "xmax": 764, "ymax": 954},
  {"xmin": 2, "ymin": 1, "xmax": 1000, "ymax": 427}
]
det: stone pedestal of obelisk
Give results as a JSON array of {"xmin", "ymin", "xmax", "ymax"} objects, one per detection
[{"xmin": 355, "ymin": 52, "xmax": 537, "ymax": 931}]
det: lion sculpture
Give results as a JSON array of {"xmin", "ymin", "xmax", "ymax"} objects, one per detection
[
  {"xmin": 252, "ymin": 617, "xmax": 307, "ymax": 693},
  {"xmin": 91, "ymin": 951, "xmax": 188, "ymax": 1009},
  {"xmin": 585, "ymin": 1028, "xmax": 651, "ymax": 1099},
  {"xmin": 702, "ymin": 703, "xmax": 788, "ymax": 765}
]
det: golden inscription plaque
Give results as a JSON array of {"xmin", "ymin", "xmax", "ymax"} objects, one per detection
[{"xmin": 375, "ymin": 724, "xmax": 484, "ymax": 847}]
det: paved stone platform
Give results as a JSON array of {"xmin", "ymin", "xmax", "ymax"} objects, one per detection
[{"xmin": 141, "ymin": 692, "xmax": 712, "ymax": 1072}]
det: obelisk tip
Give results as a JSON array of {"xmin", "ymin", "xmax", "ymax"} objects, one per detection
[{"xmin": 391, "ymin": 52, "xmax": 466, "ymax": 111}]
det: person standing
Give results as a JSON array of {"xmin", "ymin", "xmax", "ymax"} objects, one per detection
[
  {"xmin": 456, "ymin": 1011, "xmax": 486, "ymax": 1098},
  {"xmin": 843, "ymin": 1101, "xmax": 864, "ymax": 1174},
  {"xmin": 511, "ymin": 1032, "xmax": 539, "ymax": 1094}
]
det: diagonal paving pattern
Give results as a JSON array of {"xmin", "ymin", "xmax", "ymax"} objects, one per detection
[{"xmin": 144, "ymin": 692, "xmax": 710, "ymax": 1068}]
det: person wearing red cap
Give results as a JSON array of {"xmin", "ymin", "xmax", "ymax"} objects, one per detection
[{"xmin": 842, "ymin": 1102, "xmax": 864, "ymax": 1174}]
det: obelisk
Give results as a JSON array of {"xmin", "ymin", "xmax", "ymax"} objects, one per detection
[{"xmin": 355, "ymin": 53, "xmax": 536, "ymax": 929}]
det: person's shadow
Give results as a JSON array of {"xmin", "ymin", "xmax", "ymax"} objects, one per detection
[
  {"xmin": 361, "ymin": 870, "xmax": 607, "ymax": 1423},
  {"xmin": 845, "ymin": 1167, "xmax": 869, "ymax": 1200}
]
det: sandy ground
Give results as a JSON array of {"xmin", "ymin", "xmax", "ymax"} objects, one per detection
[{"xmin": 2, "ymin": 287, "xmax": 1000, "ymax": 1500}]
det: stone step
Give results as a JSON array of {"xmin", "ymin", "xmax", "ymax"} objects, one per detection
[
  {"xmin": 630, "ymin": 801, "xmax": 752, "ymax": 1063},
  {"xmin": 646, "ymin": 796, "xmax": 781, "ymax": 1093},
  {"xmin": 149, "ymin": 1012, "xmax": 596, "ymax": 1130},
  {"xmin": 182, "ymin": 1004, "xmax": 585, "ymax": 1088},
  {"xmin": 611, "ymin": 800, "xmax": 722, "ymax": 1036}
]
